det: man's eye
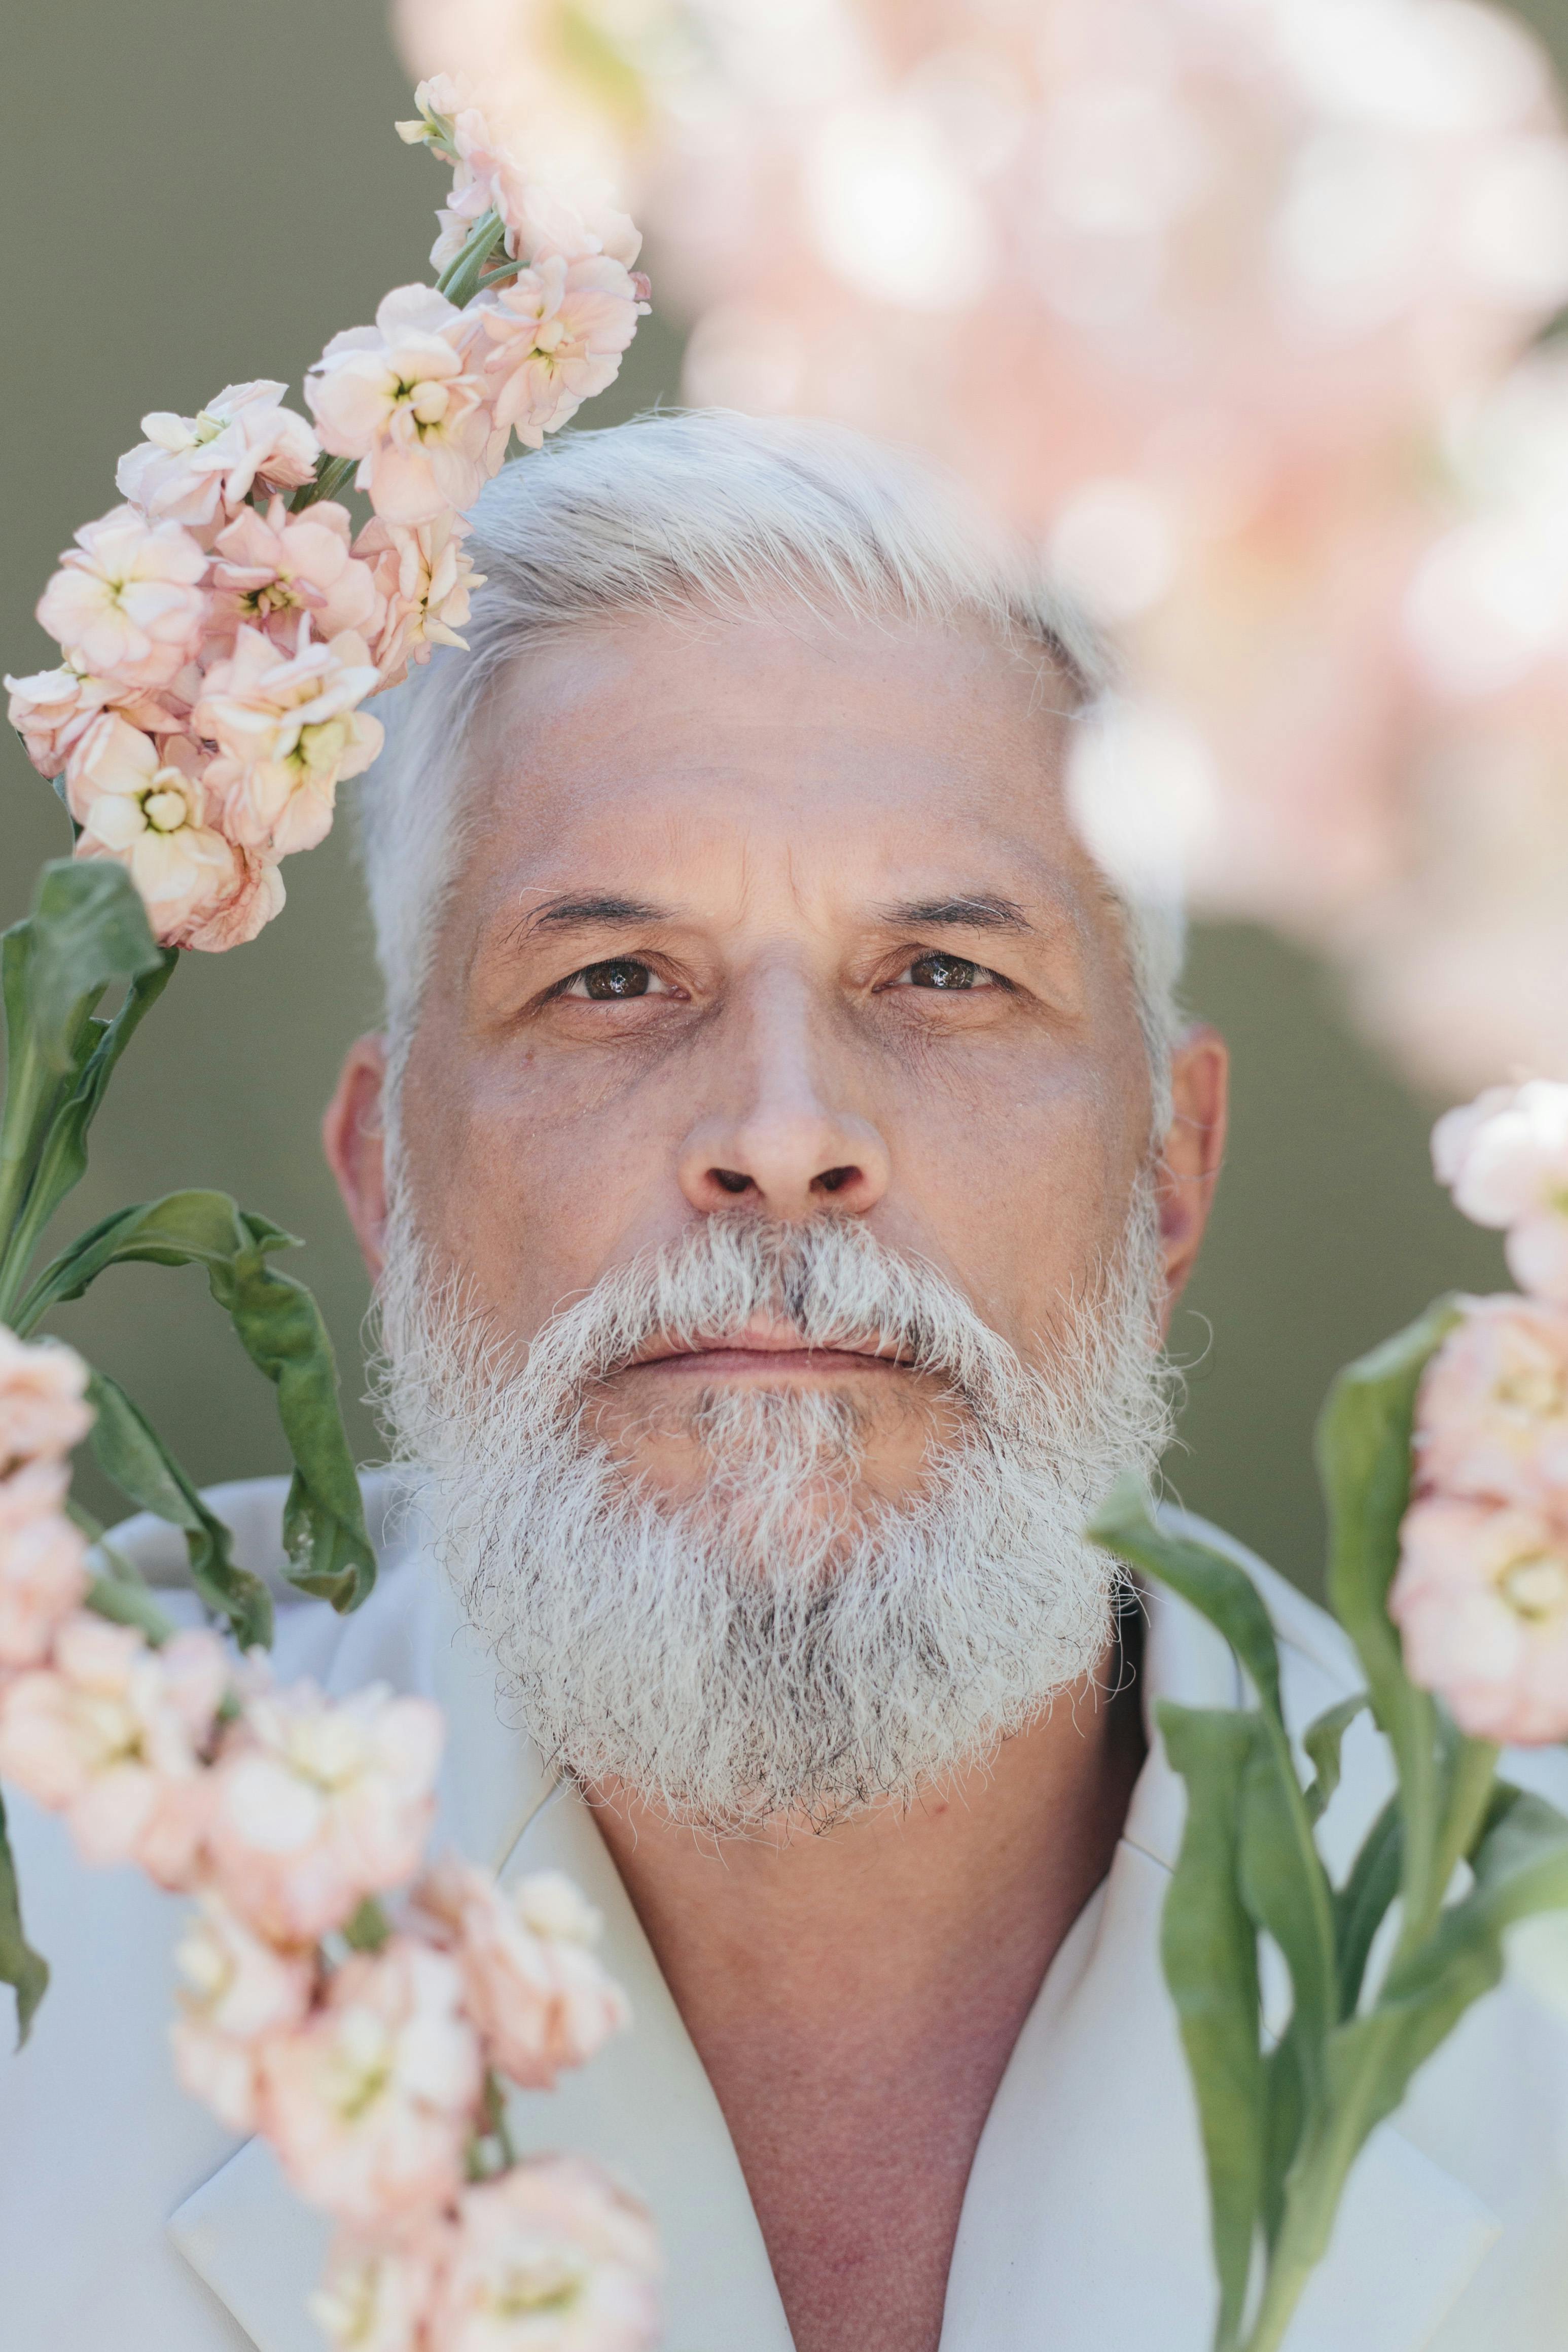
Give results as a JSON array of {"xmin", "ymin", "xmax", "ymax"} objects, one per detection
[
  {"xmin": 562, "ymin": 959, "xmax": 670, "ymax": 1000},
  {"xmin": 895, "ymin": 951, "xmax": 991, "ymax": 991}
]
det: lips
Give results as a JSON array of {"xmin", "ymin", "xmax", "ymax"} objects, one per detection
[{"xmin": 620, "ymin": 1319, "xmax": 913, "ymax": 1373}]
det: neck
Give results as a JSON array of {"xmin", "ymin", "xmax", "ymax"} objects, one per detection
[{"xmin": 587, "ymin": 1632, "xmax": 1146, "ymax": 2352}]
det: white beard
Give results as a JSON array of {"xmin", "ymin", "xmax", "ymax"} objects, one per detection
[{"xmin": 375, "ymin": 1197, "xmax": 1172, "ymax": 1833}]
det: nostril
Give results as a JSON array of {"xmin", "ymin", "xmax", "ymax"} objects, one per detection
[
  {"xmin": 815, "ymin": 1165, "xmax": 859, "ymax": 1195},
  {"xmin": 711, "ymin": 1167, "xmax": 754, "ymax": 1195}
]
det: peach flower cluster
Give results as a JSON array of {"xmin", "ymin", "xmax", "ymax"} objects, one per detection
[
  {"xmin": 0, "ymin": 1328, "xmax": 93, "ymax": 1674},
  {"xmin": 7, "ymin": 84, "xmax": 647, "ymax": 957},
  {"xmin": 396, "ymin": 0, "xmax": 1568, "ymax": 1091},
  {"xmin": 1390, "ymin": 1083, "xmax": 1568, "ymax": 1742}
]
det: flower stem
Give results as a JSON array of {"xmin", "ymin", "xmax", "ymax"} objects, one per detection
[
  {"xmin": 437, "ymin": 210, "xmax": 507, "ymax": 308},
  {"xmin": 291, "ymin": 453, "xmax": 358, "ymax": 515}
]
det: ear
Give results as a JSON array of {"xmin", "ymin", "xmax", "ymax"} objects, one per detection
[
  {"xmin": 323, "ymin": 1034, "xmax": 390, "ymax": 1282},
  {"xmin": 1154, "ymin": 1022, "xmax": 1228, "ymax": 1335}
]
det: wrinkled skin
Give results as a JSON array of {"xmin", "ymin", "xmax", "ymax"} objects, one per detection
[{"xmin": 327, "ymin": 607, "xmax": 1227, "ymax": 2352}]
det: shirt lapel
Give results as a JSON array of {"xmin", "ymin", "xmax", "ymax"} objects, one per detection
[{"xmin": 940, "ymin": 1571, "xmax": 1500, "ymax": 2352}]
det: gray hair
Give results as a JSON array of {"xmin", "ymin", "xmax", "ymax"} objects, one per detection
[{"xmin": 356, "ymin": 409, "xmax": 1186, "ymax": 1136}]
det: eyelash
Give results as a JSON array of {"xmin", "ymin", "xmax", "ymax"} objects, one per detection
[{"xmin": 547, "ymin": 948, "xmax": 1011, "ymax": 1003}]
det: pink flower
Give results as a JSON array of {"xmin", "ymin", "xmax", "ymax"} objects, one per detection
[
  {"xmin": 2, "ymin": 663, "xmax": 179, "ymax": 780},
  {"xmin": 1416, "ymin": 1295, "xmax": 1568, "ymax": 1510},
  {"xmin": 1433, "ymin": 1082, "xmax": 1568, "ymax": 1303},
  {"xmin": 430, "ymin": 2157, "xmax": 661, "ymax": 2351},
  {"xmin": 64, "ymin": 717, "xmax": 246, "ymax": 941},
  {"xmin": 310, "ymin": 2222, "xmax": 449, "ymax": 2352},
  {"xmin": 0, "ymin": 1327, "xmax": 92, "ymax": 1471},
  {"xmin": 0, "ymin": 1614, "xmax": 228, "ymax": 1885},
  {"xmin": 35, "ymin": 507, "xmax": 208, "ymax": 692},
  {"xmin": 174, "ymin": 847, "xmax": 287, "ymax": 954},
  {"xmin": 208, "ymin": 498, "xmax": 382, "ymax": 653},
  {"xmin": 194, "ymin": 624, "xmax": 383, "ymax": 858},
  {"xmin": 170, "ymin": 1893, "xmax": 317, "ymax": 2133},
  {"xmin": 355, "ymin": 513, "xmax": 482, "ymax": 684},
  {"xmin": 116, "ymin": 381, "xmax": 319, "ymax": 536},
  {"xmin": 206, "ymin": 1681, "xmax": 443, "ymax": 1943},
  {"xmin": 0, "ymin": 1465, "xmax": 89, "ymax": 1670},
  {"xmin": 1392, "ymin": 1494, "xmax": 1568, "ymax": 1744},
  {"xmin": 413, "ymin": 1860, "xmax": 628, "ymax": 2092},
  {"xmin": 305, "ymin": 287, "xmax": 496, "ymax": 526},
  {"xmin": 472, "ymin": 257, "xmax": 648, "ymax": 448},
  {"xmin": 256, "ymin": 1939, "xmax": 481, "ymax": 2228}
]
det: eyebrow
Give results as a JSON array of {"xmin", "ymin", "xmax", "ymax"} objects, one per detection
[
  {"xmin": 517, "ymin": 894, "xmax": 672, "ymax": 936},
  {"xmin": 876, "ymin": 893, "xmax": 1035, "ymax": 935}
]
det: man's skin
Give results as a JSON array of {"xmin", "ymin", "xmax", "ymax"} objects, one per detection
[{"xmin": 326, "ymin": 607, "xmax": 1228, "ymax": 2352}]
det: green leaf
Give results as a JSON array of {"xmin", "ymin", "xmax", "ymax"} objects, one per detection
[
  {"xmin": 1316, "ymin": 1298, "xmax": 1460, "ymax": 1757},
  {"xmin": 1158, "ymin": 1701, "xmax": 1267, "ymax": 2351},
  {"xmin": 1301, "ymin": 1696, "xmax": 1367, "ymax": 1825},
  {"xmin": 0, "ymin": 1788, "xmax": 48, "ymax": 2046},
  {"xmin": 17, "ymin": 860, "xmax": 161, "ymax": 1075},
  {"xmin": 23, "ymin": 1191, "xmax": 375, "ymax": 1617},
  {"xmin": 1334, "ymin": 1795, "xmax": 1402, "ymax": 2018},
  {"xmin": 1091, "ymin": 1478, "xmax": 1285, "ymax": 1724},
  {"xmin": 85, "ymin": 1370, "xmax": 272, "ymax": 1650},
  {"xmin": 1236, "ymin": 1729, "xmax": 1338, "ymax": 2076}
]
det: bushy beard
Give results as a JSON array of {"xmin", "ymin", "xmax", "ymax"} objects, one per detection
[{"xmin": 375, "ymin": 1196, "xmax": 1173, "ymax": 1833}]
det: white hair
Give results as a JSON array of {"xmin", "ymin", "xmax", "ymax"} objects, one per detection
[
  {"xmin": 356, "ymin": 409, "xmax": 1186, "ymax": 1132},
  {"xmin": 377, "ymin": 1190, "xmax": 1172, "ymax": 1831}
]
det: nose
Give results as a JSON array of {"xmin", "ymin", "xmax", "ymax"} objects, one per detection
[{"xmin": 677, "ymin": 965, "xmax": 890, "ymax": 1220}]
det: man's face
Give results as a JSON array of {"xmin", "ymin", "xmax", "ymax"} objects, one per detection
[{"xmin": 385, "ymin": 607, "xmax": 1196, "ymax": 1515}]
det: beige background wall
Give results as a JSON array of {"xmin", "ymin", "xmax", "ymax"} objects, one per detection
[{"xmin": 9, "ymin": 0, "xmax": 1557, "ymax": 1597}]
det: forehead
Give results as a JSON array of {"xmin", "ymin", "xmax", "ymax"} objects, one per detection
[{"xmin": 454, "ymin": 607, "xmax": 1107, "ymax": 930}]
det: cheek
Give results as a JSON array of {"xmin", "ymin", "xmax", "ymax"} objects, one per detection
[{"xmin": 398, "ymin": 1021, "xmax": 692, "ymax": 1333}]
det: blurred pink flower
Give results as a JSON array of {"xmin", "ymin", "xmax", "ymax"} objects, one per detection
[
  {"xmin": 472, "ymin": 257, "xmax": 649, "ymax": 447},
  {"xmin": 355, "ymin": 512, "xmax": 481, "ymax": 684},
  {"xmin": 0, "ymin": 1614, "xmax": 227, "ymax": 1884},
  {"xmin": 0, "ymin": 1465, "xmax": 89, "ymax": 1670},
  {"xmin": 170, "ymin": 1893, "xmax": 317, "ymax": 2133},
  {"xmin": 1416, "ymin": 1295, "xmax": 1568, "ymax": 1509},
  {"xmin": 1392, "ymin": 1493, "xmax": 1568, "ymax": 1743},
  {"xmin": 1433, "ymin": 1081, "xmax": 1568, "ymax": 1302},
  {"xmin": 194, "ymin": 624, "xmax": 384, "ymax": 858},
  {"xmin": 208, "ymin": 498, "xmax": 382, "ymax": 653},
  {"xmin": 257, "ymin": 1939, "xmax": 481, "ymax": 2228},
  {"xmin": 36, "ymin": 508, "xmax": 208, "ymax": 693},
  {"xmin": 413, "ymin": 1859, "xmax": 629, "ymax": 2092},
  {"xmin": 207, "ymin": 1681, "xmax": 442, "ymax": 1943},
  {"xmin": 310, "ymin": 2222, "xmax": 450, "ymax": 2352},
  {"xmin": 0, "ymin": 1327, "xmax": 92, "ymax": 1471},
  {"xmin": 305, "ymin": 287, "xmax": 496, "ymax": 526},
  {"xmin": 64, "ymin": 717, "xmax": 244, "ymax": 941},
  {"xmin": 430, "ymin": 2156, "xmax": 661, "ymax": 2352},
  {"xmin": 116, "ymin": 381, "xmax": 319, "ymax": 536}
]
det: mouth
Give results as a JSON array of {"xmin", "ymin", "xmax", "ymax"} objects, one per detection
[{"xmin": 619, "ymin": 1320, "xmax": 915, "ymax": 1381}]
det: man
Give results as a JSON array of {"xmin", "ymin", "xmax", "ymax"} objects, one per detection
[{"xmin": 4, "ymin": 412, "xmax": 1566, "ymax": 2352}]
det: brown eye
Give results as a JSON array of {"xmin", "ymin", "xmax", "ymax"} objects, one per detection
[
  {"xmin": 905, "ymin": 951, "xmax": 983, "ymax": 990},
  {"xmin": 567, "ymin": 959, "xmax": 659, "ymax": 1000}
]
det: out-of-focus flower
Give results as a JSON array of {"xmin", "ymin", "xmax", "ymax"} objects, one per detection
[
  {"xmin": 257, "ymin": 1938, "xmax": 481, "ymax": 2228},
  {"xmin": 36, "ymin": 508, "xmax": 208, "ymax": 693},
  {"xmin": 430, "ymin": 2155, "xmax": 661, "ymax": 2352},
  {"xmin": 0, "ymin": 1614, "xmax": 227, "ymax": 1884},
  {"xmin": 64, "ymin": 717, "xmax": 244, "ymax": 941},
  {"xmin": 472, "ymin": 256, "xmax": 649, "ymax": 447},
  {"xmin": 170, "ymin": 1893, "xmax": 317, "ymax": 2133},
  {"xmin": 0, "ymin": 1465, "xmax": 89, "ymax": 1671},
  {"xmin": 355, "ymin": 512, "xmax": 481, "ymax": 684},
  {"xmin": 413, "ymin": 1859, "xmax": 629, "ymax": 2091},
  {"xmin": 208, "ymin": 499, "xmax": 382, "ymax": 653},
  {"xmin": 1416, "ymin": 1295, "xmax": 1568, "ymax": 1508},
  {"xmin": 0, "ymin": 1328, "xmax": 92, "ymax": 1473},
  {"xmin": 194, "ymin": 625, "xmax": 383, "ymax": 859},
  {"xmin": 1433, "ymin": 1080, "xmax": 1568, "ymax": 1302},
  {"xmin": 310, "ymin": 2223, "xmax": 450, "ymax": 2352},
  {"xmin": 1392, "ymin": 1492, "xmax": 1568, "ymax": 1743},
  {"xmin": 116, "ymin": 381, "xmax": 319, "ymax": 537},
  {"xmin": 207, "ymin": 1681, "xmax": 442, "ymax": 1943},
  {"xmin": 305, "ymin": 287, "xmax": 496, "ymax": 526}
]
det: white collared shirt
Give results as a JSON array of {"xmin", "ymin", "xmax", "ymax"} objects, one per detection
[{"xmin": 4, "ymin": 1472, "xmax": 1566, "ymax": 2351}]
